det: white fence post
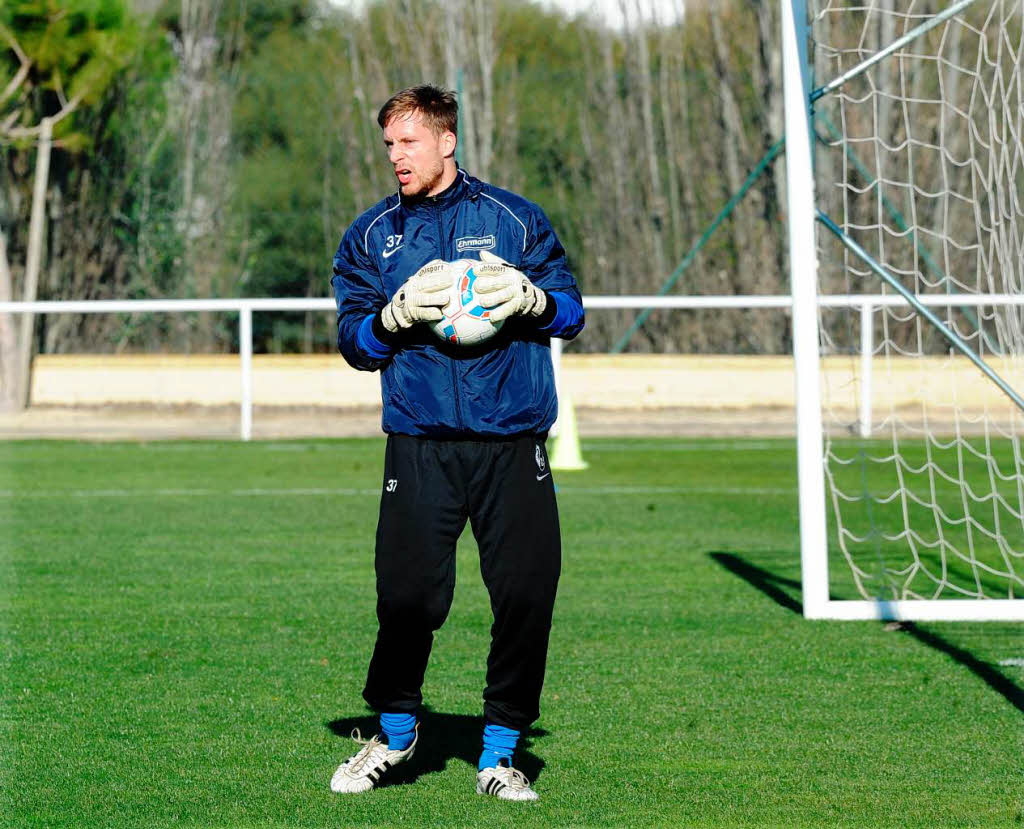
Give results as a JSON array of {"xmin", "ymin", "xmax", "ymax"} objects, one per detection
[
  {"xmin": 859, "ymin": 300, "xmax": 873, "ymax": 439},
  {"xmin": 240, "ymin": 305, "xmax": 253, "ymax": 441}
]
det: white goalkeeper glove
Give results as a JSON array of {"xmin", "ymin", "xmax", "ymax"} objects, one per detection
[
  {"xmin": 380, "ymin": 260, "xmax": 452, "ymax": 332},
  {"xmin": 472, "ymin": 250, "xmax": 548, "ymax": 323}
]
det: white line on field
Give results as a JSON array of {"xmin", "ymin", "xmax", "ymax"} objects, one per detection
[
  {"xmin": 997, "ymin": 658, "xmax": 1024, "ymax": 668},
  {"xmin": 557, "ymin": 485, "xmax": 794, "ymax": 496},
  {"xmin": 0, "ymin": 485, "xmax": 795, "ymax": 499},
  {"xmin": 0, "ymin": 487, "xmax": 380, "ymax": 498},
  {"xmin": 582, "ymin": 441, "xmax": 786, "ymax": 452}
]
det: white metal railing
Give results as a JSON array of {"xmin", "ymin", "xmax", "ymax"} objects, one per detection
[{"xmin": 2, "ymin": 293, "xmax": 1023, "ymax": 440}]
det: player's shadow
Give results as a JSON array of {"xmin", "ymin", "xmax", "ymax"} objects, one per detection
[
  {"xmin": 709, "ymin": 550, "xmax": 1024, "ymax": 713},
  {"xmin": 326, "ymin": 708, "xmax": 547, "ymax": 788}
]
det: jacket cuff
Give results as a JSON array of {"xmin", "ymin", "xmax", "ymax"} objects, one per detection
[{"xmin": 355, "ymin": 313, "xmax": 396, "ymax": 360}]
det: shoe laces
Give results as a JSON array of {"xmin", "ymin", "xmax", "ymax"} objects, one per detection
[
  {"xmin": 494, "ymin": 763, "xmax": 532, "ymax": 791},
  {"xmin": 344, "ymin": 729, "xmax": 387, "ymax": 774}
]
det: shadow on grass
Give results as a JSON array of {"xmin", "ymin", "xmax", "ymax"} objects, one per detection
[
  {"xmin": 709, "ymin": 551, "xmax": 802, "ymax": 615},
  {"xmin": 709, "ymin": 550, "xmax": 1024, "ymax": 713},
  {"xmin": 326, "ymin": 708, "xmax": 547, "ymax": 788},
  {"xmin": 896, "ymin": 623, "xmax": 1024, "ymax": 713}
]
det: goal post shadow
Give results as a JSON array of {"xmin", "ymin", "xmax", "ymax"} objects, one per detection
[{"xmin": 708, "ymin": 551, "xmax": 1023, "ymax": 713}]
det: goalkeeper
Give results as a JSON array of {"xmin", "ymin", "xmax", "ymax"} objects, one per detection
[{"xmin": 328, "ymin": 85, "xmax": 584, "ymax": 801}]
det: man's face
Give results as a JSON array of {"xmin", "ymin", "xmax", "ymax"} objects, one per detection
[{"xmin": 382, "ymin": 113, "xmax": 455, "ymax": 198}]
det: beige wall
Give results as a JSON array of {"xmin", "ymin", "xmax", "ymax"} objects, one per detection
[
  {"xmin": 25, "ymin": 353, "xmax": 1024, "ymax": 415},
  {"xmin": 30, "ymin": 354, "xmax": 382, "ymax": 408}
]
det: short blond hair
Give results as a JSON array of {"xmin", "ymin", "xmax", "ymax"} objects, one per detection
[{"xmin": 377, "ymin": 85, "xmax": 458, "ymax": 137}]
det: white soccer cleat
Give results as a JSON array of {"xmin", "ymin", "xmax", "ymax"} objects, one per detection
[
  {"xmin": 476, "ymin": 762, "xmax": 539, "ymax": 801},
  {"xmin": 329, "ymin": 727, "xmax": 417, "ymax": 794}
]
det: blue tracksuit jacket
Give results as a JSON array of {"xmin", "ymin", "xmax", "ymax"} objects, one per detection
[{"xmin": 331, "ymin": 169, "xmax": 585, "ymax": 437}]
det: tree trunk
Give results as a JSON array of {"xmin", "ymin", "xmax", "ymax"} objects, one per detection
[
  {"xmin": 0, "ymin": 228, "xmax": 18, "ymax": 410},
  {"xmin": 633, "ymin": 23, "xmax": 668, "ymax": 297},
  {"xmin": 658, "ymin": 21, "xmax": 683, "ymax": 263},
  {"xmin": 445, "ymin": 3, "xmax": 476, "ymax": 172},
  {"xmin": 16, "ymin": 116, "xmax": 52, "ymax": 409},
  {"xmin": 710, "ymin": 7, "xmax": 751, "ymax": 293},
  {"xmin": 178, "ymin": 0, "xmax": 226, "ymax": 349},
  {"xmin": 472, "ymin": 0, "xmax": 496, "ymax": 179}
]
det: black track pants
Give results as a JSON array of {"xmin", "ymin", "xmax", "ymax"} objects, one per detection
[{"xmin": 362, "ymin": 434, "xmax": 561, "ymax": 731}]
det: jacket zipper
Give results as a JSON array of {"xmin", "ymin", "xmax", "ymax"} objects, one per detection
[{"xmin": 436, "ymin": 201, "xmax": 464, "ymax": 429}]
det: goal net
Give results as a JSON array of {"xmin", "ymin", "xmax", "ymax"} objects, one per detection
[{"xmin": 802, "ymin": 0, "xmax": 1024, "ymax": 617}]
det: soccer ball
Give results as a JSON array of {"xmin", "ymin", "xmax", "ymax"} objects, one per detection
[{"xmin": 430, "ymin": 258, "xmax": 504, "ymax": 346}]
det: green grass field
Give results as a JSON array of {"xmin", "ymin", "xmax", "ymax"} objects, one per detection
[{"xmin": 1, "ymin": 438, "xmax": 1021, "ymax": 828}]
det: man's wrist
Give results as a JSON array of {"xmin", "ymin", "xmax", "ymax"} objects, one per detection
[
  {"xmin": 373, "ymin": 310, "xmax": 404, "ymax": 346},
  {"xmin": 532, "ymin": 291, "xmax": 557, "ymax": 328}
]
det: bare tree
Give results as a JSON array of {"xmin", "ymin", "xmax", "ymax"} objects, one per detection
[
  {"xmin": 0, "ymin": 17, "xmax": 111, "ymax": 408},
  {"xmin": 709, "ymin": 5, "xmax": 752, "ymax": 288},
  {"xmin": 441, "ymin": 0, "xmax": 497, "ymax": 178},
  {"xmin": 171, "ymin": 0, "xmax": 237, "ymax": 350}
]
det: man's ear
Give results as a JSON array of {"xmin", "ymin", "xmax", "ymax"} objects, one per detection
[{"xmin": 441, "ymin": 130, "xmax": 457, "ymax": 159}]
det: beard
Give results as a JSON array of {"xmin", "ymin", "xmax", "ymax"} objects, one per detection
[{"xmin": 401, "ymin": 156, "xmax": 445, "ymax": 198}]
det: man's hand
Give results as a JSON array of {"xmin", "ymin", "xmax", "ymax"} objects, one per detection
[
  {"xmin": 380, "ymin": 260, "xmax": 452, "ymax": 332},
  {"xmin": 472, "ymin": 250, "xmax": 547, "ymax": 323}
]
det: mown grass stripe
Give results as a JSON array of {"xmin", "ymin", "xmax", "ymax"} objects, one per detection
[{"xmin": 0, "ymin": 485, "xmax": 796, "ymax": 499}]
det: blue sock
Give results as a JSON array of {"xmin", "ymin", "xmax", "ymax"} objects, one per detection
[
  {"xmin": 478, "ymin": 723, "xmax": 519, "ymax": 771},
  {"xmin": 380, "ymin": 712, "xmax": 416, "ymax": 751}
]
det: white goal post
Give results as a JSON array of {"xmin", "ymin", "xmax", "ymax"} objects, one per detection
[{"xmin": 783, "ymin": 0, "xmax": 1024, "ymax": 621}]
